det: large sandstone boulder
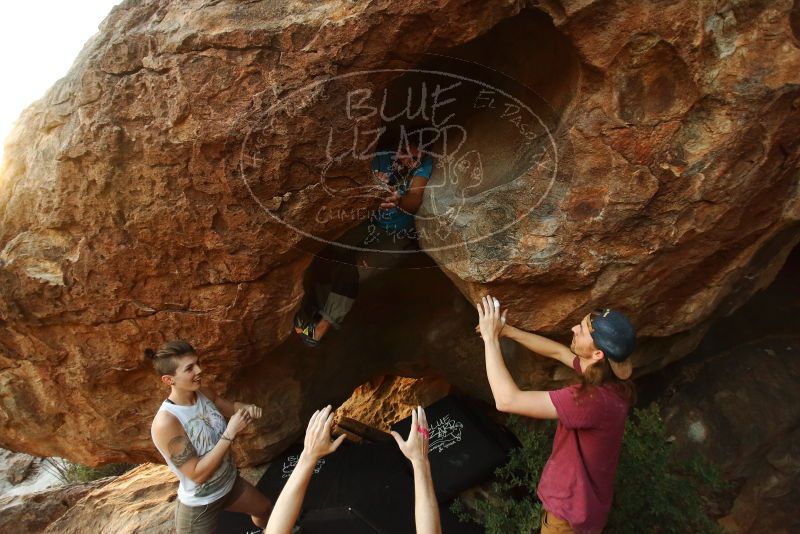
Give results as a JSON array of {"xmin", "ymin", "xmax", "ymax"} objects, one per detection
[
  {"xmin": 3, "ymin": 462, "xmax": 268, "ymax": 533},
  {"xmin": 0, "ymin": 0, "xmax": 799, "ymax": 466}
]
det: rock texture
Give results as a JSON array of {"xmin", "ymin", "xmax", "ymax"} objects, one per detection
[
  {"xmin": 336, "ymin": 375, "xmax": 451, "ymax": 432},
  {"xmin": 663, "ymin": 337, "xmax": 800, "ymax": 534},
  {"xmin": 651, "ymin": 249, "xmax": 800, "ymax": 534},
  {"xmin": 0, "ymin": 462, "xmax": 273, "ymax": 534},
  {"xmin": 0, "ymin": 449, "xmax": 37, "ymax": 488},
  {"xmin": 43, "ymin": 464, "xmax": 176, "ymax": 534},
  {"xmin": 0, "ymin": 476, "xmax": 111, "ymax": 534},
  {"xmin": 0, "ymin": 0, "xmax": 799, "ymax": 466},
  {"xmin": 420, "ymin": 0, "xmax": 800, "ymax": 369}
]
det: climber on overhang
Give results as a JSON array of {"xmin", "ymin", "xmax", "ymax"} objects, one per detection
[
  {"xmin": 147, "ymin": 340, "xmax": 273, "ymax": 533},
  {"xmin": 476, "ymin": 297, "xmax": 636, "ymax": 534},
  {"xmin": 293, "ymin": 136, "xmax": 434, "ymax": 347}
]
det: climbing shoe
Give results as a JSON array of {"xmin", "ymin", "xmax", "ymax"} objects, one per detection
[{"xmin": 294, "ymin": 311, "xmax": 320, "ymax": 347}]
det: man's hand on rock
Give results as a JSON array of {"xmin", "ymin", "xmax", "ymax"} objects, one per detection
[
  {"xmin": 371, "ymin": 170, "xmax": 392, "ymax": 197},
  {"xmin": 477, "ymin": 295, "xmax": 507, "ymax": 342},
  {"xmin": 475, "ymin": 312, "xmax": 509, "ymax": 338}
]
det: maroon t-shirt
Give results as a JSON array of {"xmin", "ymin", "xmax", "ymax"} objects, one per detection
[{"xmin": 536, "ymin": 357, "xmax": 630, "ymax": 534}]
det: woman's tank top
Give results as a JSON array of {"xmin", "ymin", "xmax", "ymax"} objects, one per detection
[{"xmin": 153, "ymin": 391, "xmax": 237, "ymax": 506}]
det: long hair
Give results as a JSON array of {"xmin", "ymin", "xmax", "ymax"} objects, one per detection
[
  {"xmin": 576, "ymin": 354, "xmax": 637, "ymax": 406},
  {"xmin": 573, "ymin": 308, "xmax": 637, "ymax": 405}
]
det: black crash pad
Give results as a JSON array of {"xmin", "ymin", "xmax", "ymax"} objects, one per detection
[{"xmin": 218, "ymin": 395, "xmax": 512, "ymax": 533}]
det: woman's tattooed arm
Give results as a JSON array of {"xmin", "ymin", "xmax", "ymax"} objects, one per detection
[
  {"xmin": 155, "ymin": 418, "xmax": 233, "ymax": 484},
  {"xmin": 168, "ymin": 435, "xmax": 198, "ymax": 467}
]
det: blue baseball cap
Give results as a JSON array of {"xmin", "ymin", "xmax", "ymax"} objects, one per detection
[{"xmin": 588, "ymin": 308, "xmax": 636, "ymax": 379}]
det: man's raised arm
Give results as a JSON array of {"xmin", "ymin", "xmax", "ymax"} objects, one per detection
[
  {"xmin": 476, "ymin": 307, "xmax": 574, "ymax": 368},
  {"xmin": 503, "ymin": 325, "xmax": 575, "ymax": 368},
  {"xmin": 478, "ymin": 296, "xmax": 558, "ymax": 420}
]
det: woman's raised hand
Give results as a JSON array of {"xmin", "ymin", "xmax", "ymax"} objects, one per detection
[
  {"xmin": 303, "ymin": 405, "xmax": 346, "ymax": 462},
  {"xmin": 391, "ymin": 406, "xmax": 430, "ymax": 466},
  {"xmin": 225, "ymin": 407, "xmax": 253, "ymax": 439}
]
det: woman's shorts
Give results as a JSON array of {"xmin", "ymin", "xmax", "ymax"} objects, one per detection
[{"xmin": 174, "ymin": 475, "xmax": 247, "ymax": 534}]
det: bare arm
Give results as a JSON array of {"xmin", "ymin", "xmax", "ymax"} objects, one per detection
[
  {"xmin": 265, "ymin": 406, "xmax": 346, "ymax": 534},
  {"xmin": 152, "ymin": 411, "xmax": 249, "ymax": 485},
  {"xmin": 411, "ymin": 461, "xmax": 440, "ymax": 534},
  {"xmin": 391, "ymin": 407, "xmax": 441, "ymax": 534},
  {"xmin": 265, "ymin": 455, "xmax": 316, "ymax": 534},
  {"xmin": 479, "ymin": 297, "xmax": 558, "ymax": 420},
  {"xmin": 503, "ymin": 325, "xmax": 575, "ymax": 368}
]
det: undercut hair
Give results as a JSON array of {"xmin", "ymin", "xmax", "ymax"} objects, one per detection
[{"xmin": 144, "ymin": 340, "xmax": 196, "ymax": 376}]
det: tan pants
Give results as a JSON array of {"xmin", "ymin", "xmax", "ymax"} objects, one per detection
[{"xmin": 541, "ymin": 509, "xmax": 601, "ymax": 534}]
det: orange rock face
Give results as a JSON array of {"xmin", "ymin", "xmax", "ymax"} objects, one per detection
[
  {"xmin": 0, "ymin": 0, "xmax": 799, "ymax": 466},
  {"xmin": 336, "ymin": 375, "xmax": 451, "ymax": 433}
]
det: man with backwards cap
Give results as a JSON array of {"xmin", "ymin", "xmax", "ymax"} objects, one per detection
[{"xmin": 476, "ymin": 295, "xmax": 637, "ymax": 534}]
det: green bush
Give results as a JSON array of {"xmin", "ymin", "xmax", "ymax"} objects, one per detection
[
  {"xmin": 452, "ymin": 404, "xmax": 727, "ymax": 534},
  {"xmin": 451, "ymin": 417, "xmax": 551, "ymax": 533},
  {"xmin": 606, "ymin": 404, "xmax": 727, "ymax": 534},
  {"xmin": 42, "ymin": 458, "xmax": 134, "ymax": 485}
]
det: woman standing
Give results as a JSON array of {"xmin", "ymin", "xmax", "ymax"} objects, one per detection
[{"xmin": 147, "ymin": 340, "xmax": 272, "ymax": 533}]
